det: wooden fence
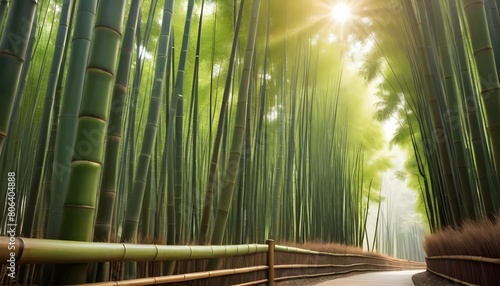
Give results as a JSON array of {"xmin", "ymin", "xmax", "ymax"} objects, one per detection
[
  {"xmin": 0, "ymin": 237, "xmax": 425, "ymax": 285},
  {"xmin": 426, "ymin": 255, "xmax": 500, "ymax": 286}
]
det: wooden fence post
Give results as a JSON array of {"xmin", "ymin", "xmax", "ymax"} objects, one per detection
[{"xmin": 266, "ymin": 239, "xmax": 275, "ymax": 286}]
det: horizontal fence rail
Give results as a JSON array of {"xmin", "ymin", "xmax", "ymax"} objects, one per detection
[
  {"xmin": 426, "ymin": 255, "xmax": 500, "ymax": 286},
  {"xmin": 78, "ymin": 266, "xmax": 270, "ymax": 286},
  {"xmin": 274, "ymin": 245, "xmax": 424, "ymax": 264},
  {"xmin": 0, "ymin": 237, "xmax": 425, "ymax": 285},
  {"xmin": 0, "ymin": 237, "xmax": 269, "ymax": 263},
  {"xmin": 273, "ymin": 244, "xmax": 425, "ymax": 283}
]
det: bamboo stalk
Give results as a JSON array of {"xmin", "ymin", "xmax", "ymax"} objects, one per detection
[
  {"xmin": 208, "ymin": 0, "xmax": 262, "ymax": 270},
  {"xmin": 46, "ymin": 0, "xmax": 98, "ymax": 240},
  {"xmin": 0, "ymin": 0, "xmax": 37, "ymax": 155},
  {"xmin": 121, "ymin": 0, "xmax": 175, "ymax": 243}
]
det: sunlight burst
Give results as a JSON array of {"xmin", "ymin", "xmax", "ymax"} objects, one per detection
[{"xmin": 331, "ymin": 2, "xmax": 352, "ymax": 23}]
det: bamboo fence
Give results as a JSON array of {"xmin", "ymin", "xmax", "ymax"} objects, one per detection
[
  {"xmin": 426, "ymin": 255, "xmax": 500, "ymax": 286},
  {"xmin": 0, "ymin": 237, "xmax": 424, "ymax": 285}
]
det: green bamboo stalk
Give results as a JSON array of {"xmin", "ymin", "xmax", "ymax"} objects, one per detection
[
  {"xmin": 0, "ymin": 7, "xmax": 36, "ymax": 228},
  {"xmin": 265, "ymin": 9, "xmax": 283, "ymax": 242},
  {"xmin": 186, "ymin": 0, "xmax": 205, "ymax": 241},
  {"xmin": 174, "ymin": 94, "xmax": 184, "ymax": 241},
  {"xmin": 248, "ymin": 20, "xmax": 273, "ymax": 242},
  {"xmin": 285, "ymin": 42, "xmax": 300, "ymax": 242},
  {"xmin": 0, "ymin": 0, "xmax": 8, "ymax": 31},
  {"xmin": 39, "ymin": 11, "xmax": 75, "ymax": 237},
  {"xmin": 429, "ymin": 0, "xmax": 477, "ymax": 220},
  {"xmin": 37, "ymin": 9, "xmax": 74, "ymax": 281},
  {"xmin": 93, "ymin": 4, "xmax": 141, "ymax": 284},
  {"xmin": 46, "ymin": 0, "xmax": 98, "ymax": 240},
  {"xmin": 51, "ymin": 1, "xmax": 126, "ymax": 284},
  {"xmin": 420, "ymin": 0, "xmax": 464, "ymax": 225},
  {"xmin": 23, "ymin": 0, "xmax": 74, "ymax": 237},
  {"xmin": 208, "ymin": 0, "xmax": 261, "ymax": 270},
  {"xmin": 403, "ymin": 0, "xmax": 460, "ymax": 226},
  {"xmin": 361, "ymin": 180, "xmax": 373, "ymax": 250},
  {"xmin": 160, "ymin": 0, "xmax": 195, "ymax": 245},
  {"xmin": 116, "ymin": 4, "xmax": 154, "ymax": 239},
  {"xmin": 0, "ymin": 8, "xmax": 38, "ymax": 246},
  {"xmin": 238, "ymin": 68, "xmax": 253, "ymax": 243},
  {"xmin": 159, "ymin": 0, "xmax": 196, "ymax": 274},
  {"xmin": 121, "ymin": 0, "xmax": 174, "ymax": 243},
  {"xmin": 156, "ymin": 30, "xmax": 174, "ymax": 245},
  {"xmin": 140, "ymin": 165, "xmax": 153, "ymax": 238},
  {"xmin": 485, "ymin": 0, "xmax": 500, "ymax": 73},
  {"xmin": 94, "ymin": 0, "xmax": 141, "ymax": 243},
  {"xmin": 198, "ymin": 0, "xmax": 246, "ymax": 245},
  {"xmin": 371, "ymin": 188, "xmax": 383, "ymax": 251},
  {"xmin": 0, "ymin": 0, "xmax": 37, "ymax": 154},
  {"xmin": 462, "ymin": 0, "xmax": 500, "ymax": 212},
  {"xmin": 450, "ymin": 0, "xmax": 499, "ymax": 218}
]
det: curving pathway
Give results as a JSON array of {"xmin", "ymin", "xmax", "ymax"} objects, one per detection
[{"xmin": 314, "ymin": 270, "xmax": 425, "ymax": 286}]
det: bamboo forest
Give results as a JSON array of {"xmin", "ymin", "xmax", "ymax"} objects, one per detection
[{"xmin": 0, "ymin": 0, "xmax": 500, "ymax": 285}]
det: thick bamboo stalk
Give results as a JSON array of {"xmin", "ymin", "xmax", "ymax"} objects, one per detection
[
  {"xmin": 94, "ymin": 0, "xmax": 142, "ymax": 244},
  {"xmin": 462, "ymin": 0, "xmax": 500, "ymax": 195},
  {"xmin": 46, "ymin": 0, "xmax": 98, "ymax": 240},
  {"xmin": 429, "ymin": 0, "xmax": 477, "ymax": 220},
  {"xmin": 51, "ymin": 2, "xmax": 126, "ymax": 283},
  {"xmin": 448, "ymin": 0, "xmax": 498, "ymax": 219}
]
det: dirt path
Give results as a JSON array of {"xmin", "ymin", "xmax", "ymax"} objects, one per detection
[{"xmin": 313, "ymin": 270, "xmax": 425, "ymax": 286}]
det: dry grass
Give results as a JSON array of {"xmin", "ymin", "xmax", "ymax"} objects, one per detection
[
  {"xmin": 423, "ymin": 215, "xmax": 500, "ymax": 257},
  {"xmin": 423, "ymin": 215, "xmax": 500, "ymax": 285},
  {"xmin": 278, "ymin": 240, "xmax": 388, "ymax": 258}
]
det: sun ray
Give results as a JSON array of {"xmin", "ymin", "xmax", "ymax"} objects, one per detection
[{"xmin": 332, "ymin": 2, "xmax": 352, "ymax": 23}]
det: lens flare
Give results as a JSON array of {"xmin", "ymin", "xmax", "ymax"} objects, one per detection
[{"xmin": 331, "ymin": 3, "xmax": 352, "ymax": 23}]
